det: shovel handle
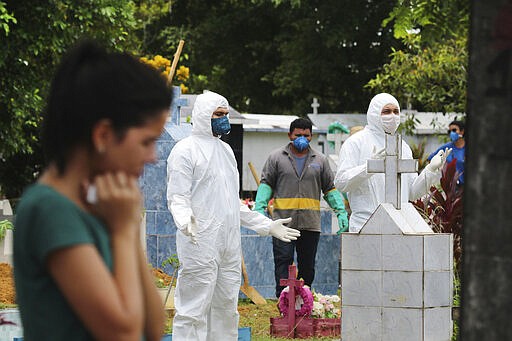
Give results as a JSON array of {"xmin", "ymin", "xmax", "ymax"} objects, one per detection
[
  {"xmin": 241, "ymin": 254, "xmax": 250, "ymax": 286},
  {"xmin": 248, "ymin": 162, "xmax": 260, "ymax": 187}
]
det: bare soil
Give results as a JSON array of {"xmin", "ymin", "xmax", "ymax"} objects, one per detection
[{"xmin": 0, "ymin": 263, "xmax": 15, "ymax": 305}]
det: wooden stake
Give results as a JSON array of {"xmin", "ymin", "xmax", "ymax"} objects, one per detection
[
  {"xmin": 248, "ymin": 161, "xmax": 261, "ymax": 186},
  {"xmin": 168, "ymin": 39, "xmax": 185, "ymax": 85}
]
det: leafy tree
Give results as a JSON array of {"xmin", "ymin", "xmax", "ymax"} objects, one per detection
[
  {"xmin": 366, "ymin": 0, "xmax": 470, "ymax": 112},
  {"xmin": 0, "ymin": 1, "xmax": 16, "ymax": 36},
  {"xmin": 140, "ymin": 0, "xmax": 398, "ymax": 114},
  {"xmin": 0, "ymin": 1, "xmax": 139, "ymax": 199},
  {"xmin": 268, "ymin": 0, "xmax": 398, "ymax": 114}
]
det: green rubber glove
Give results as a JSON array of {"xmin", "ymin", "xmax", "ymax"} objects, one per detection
[
  {"xmin": 324, "ymin": 189, "xmax": 349, "ymax": 234},
  {"xmin": 254, "ymin": 183, "xmax": 273, "ymax": 215}
]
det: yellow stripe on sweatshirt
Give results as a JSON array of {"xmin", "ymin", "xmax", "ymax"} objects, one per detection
[{"xmin": 273, "ymin": 198, "xmax": 321, "ymax": 211}]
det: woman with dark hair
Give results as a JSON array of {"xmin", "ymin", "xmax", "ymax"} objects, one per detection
[{"xmin": 13, "ymin": 40, "xmax": 173, "ymax": 341}]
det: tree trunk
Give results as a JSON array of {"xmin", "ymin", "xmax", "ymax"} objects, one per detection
[{"xmin": 462, "ymin": 0, "xmax": 512, "ymax": 339}]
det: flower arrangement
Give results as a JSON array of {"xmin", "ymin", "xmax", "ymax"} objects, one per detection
[
  {"xmin": 241, "ymin": 198, "xmax": 255, "ymax": 210},
  {"xmin": 311, "ymin": 292, "xmax": 341, "ymax": 319},
  {"xmin": 278, "ymin": 285, "xmax": 314, "ymax": 317}
]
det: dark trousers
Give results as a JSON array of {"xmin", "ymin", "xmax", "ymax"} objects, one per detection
[{"xmin": 272, "ymin": 230, "xmax": 320, "ymax": 297}]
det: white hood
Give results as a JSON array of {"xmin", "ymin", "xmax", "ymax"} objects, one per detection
[
  {"xmin": 191, "ymin": 91, "xmax": 229, "ymax": 137},
  {"xmin": 366, "ymin": 93, "xmax": 400, "ymax": 137}
]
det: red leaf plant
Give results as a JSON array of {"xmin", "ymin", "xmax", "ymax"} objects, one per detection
[{"xmin": 412, "ymin": 159, "xmax": 463, "ymax": 270}]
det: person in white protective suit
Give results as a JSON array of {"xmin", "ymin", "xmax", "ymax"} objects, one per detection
[
  {"xmin": 335, "ymin": 93, "xmax": 451, "ymax": 232},
  {"xmin": 166, "ymin": 91, "xmax": 301, "ymax": 340}
]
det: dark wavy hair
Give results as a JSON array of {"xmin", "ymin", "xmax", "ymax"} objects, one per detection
[
  {"xmin": 289, "ymin": 117, "xmax": 313, "ymax": 133},
  {"xmin": 42, "ymin": 39, "xmax": 173, "ymax": 174},
  {"xmin": 449, "ymin": 120, "xmax": 465, "ymax": 131}
]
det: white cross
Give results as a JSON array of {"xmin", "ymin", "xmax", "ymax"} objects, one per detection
[
  {"xmin": 367, "ymin": 134, "xmax": 418, "ymax": 209},
  {"xmin": 311, "ymin": 97, "xmax": 320, "ymax": 115}
]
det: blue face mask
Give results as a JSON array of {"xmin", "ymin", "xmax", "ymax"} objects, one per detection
[
  {"xmin": 450, "ymin": 131, "xmax": 460, "ymax": 142},
  {"xmin": 293, "ymin": 136, "xmax": 310, "ymax": 152},
  {"xmin": 211, "ymin": 116, "xmax": 231, "ymax": 136}
]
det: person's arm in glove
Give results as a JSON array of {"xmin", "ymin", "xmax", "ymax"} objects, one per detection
[
  {"xmin": 410, "ymin": 148, "xmax": 452, "ymax": 200},
  {"xmin": 426, "ymin": 148, "xmax": 452, "ymax": 173},
  {"xmin": 253, "ymin": 183, "xmax": 273, "ymax": 215},
  {"xmin": 323, "ymin": 189, "xmax": 349, "ymax": 234},
  {"xmin": 269, "ymin": 217, "xmax": 300, "ymax": 242},
  {"xmin": 180, "ymin": 216, "xmax": 197, "ymax": 244},
  {"xmin": 240, "ymin": 204, "xmax": 300, "ymax": 242}
]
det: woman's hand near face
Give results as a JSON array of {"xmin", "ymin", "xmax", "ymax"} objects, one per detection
[{"xmin": 91, "ymin": 172, "xmax": 142, "ymax": 236}]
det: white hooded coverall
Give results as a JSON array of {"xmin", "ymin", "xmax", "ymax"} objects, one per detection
[
  {"xmin": 166, "ymin": 91, "xmax": 274, "ymax": 340},
  {"xmin": 334, "ymin": 93, "xmax": 441, "ymax": 232}
]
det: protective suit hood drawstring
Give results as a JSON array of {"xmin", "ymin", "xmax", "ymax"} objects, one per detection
[{"xmin": 191, "ymin": 91, "xmax": 229, "ymax": 137}]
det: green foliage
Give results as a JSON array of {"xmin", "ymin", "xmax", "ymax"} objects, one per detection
[
  {"xmin": 161, "ymin": 254, "xmax": 180, "ymax": 271},
  {"xmin": 383, "ymin": 0, "xmax": 469, "ymax": 42},
  {"xmin": 0, "ymin": 1, "xmax": 16, "ymax": 36},
  {"xmin": 366, "ymin": 35, "xmax": 468, "ymax": 112},
  {"xmin": 141, "ymin": 0, "xmax": 397, "ymax": 114},
  {"xmin": 0, "ymin": 303, "xmax": 17, "ymax": 310},
  {"xmin": 160, "ymin": 253, "xmax": 179, "ymax": 288},
  {"xmin": 154, "ymin": 276, "xmax": 167, "ymax": 289},
  {"xmin": 367, "ymin": 0, "xmax": 469, "ymax": 113},
  {"xmin": 409, "ymin": 138, "xmax": 428, "ymax": 172},
  {"xmin": 1, "ymin": 0, "xmax": 470, "ymax": 201},
  {"xmin": 413, "ymin": 159, "xmax": 463, "ymax": 269},
  {"xmin": 397, "ymin": 113, "xmax": 421, "ymax": 136},
  {"xmin": 0, "ymin": 1, "xmax": 139, "ymax": 199},
  {"xmin": 0, "ymin": 219, "xmax": 13, "ymax": 240},
  {"xmin": 132, "ymin": 0, "xmax": 171, "ymax": 54}
]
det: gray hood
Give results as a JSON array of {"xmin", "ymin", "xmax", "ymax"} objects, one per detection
[{"xmin": 191, "ymin": 91, "xmax": 229, "ymax": 137}]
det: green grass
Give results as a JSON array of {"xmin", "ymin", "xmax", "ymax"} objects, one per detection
[{"xmin": 165, "ymin": 299, "xmax": 338, "ymax": 340}]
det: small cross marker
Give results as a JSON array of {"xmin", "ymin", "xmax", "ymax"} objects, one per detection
[{"xmin": 311, "ymin": 98, "xmax": 320, "ymax": 115}]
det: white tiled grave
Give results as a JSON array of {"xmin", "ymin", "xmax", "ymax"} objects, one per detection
[{"xmin": 341, "ymin": 203, "xmax": 453, "ymax": 341}]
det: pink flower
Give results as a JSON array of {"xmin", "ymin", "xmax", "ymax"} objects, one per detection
[
  {"xmin": 311, "ymin": 292, "xmax": 341, "ymax": 319},
  {"xmin": 278, "ymin": 286, "xmax": 314, "ymax": 317}
]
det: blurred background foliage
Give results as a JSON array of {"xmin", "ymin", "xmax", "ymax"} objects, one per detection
[{"xmin": 0, "ymin": 0, "xmax": 469, "ymax": 200}]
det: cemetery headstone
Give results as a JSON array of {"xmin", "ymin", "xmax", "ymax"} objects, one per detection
[{"xmin": 341, "ymin": 133, "xmax": 454, "ymax": 340}]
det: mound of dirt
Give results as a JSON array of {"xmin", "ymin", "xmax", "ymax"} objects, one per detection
[
  {"xmin": 0, "ymin": 264, "xmax": 175, "ymax": 307},
  {"xmin": 0, "ymin": 263, "xmax": 16, "ymax": 305},
  {"xmin": 152, "ymin": 267, "xmax": 175, "ymax": 287}
]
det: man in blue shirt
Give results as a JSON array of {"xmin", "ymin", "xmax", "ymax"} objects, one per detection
[{"xmin": 428, "ymin": 120, "xmax": 465, "ymax": 185}]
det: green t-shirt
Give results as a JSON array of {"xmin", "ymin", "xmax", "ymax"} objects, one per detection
[{"xmin": 13, "ymin": 183, "xmax": 112, "ymax": 341}]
